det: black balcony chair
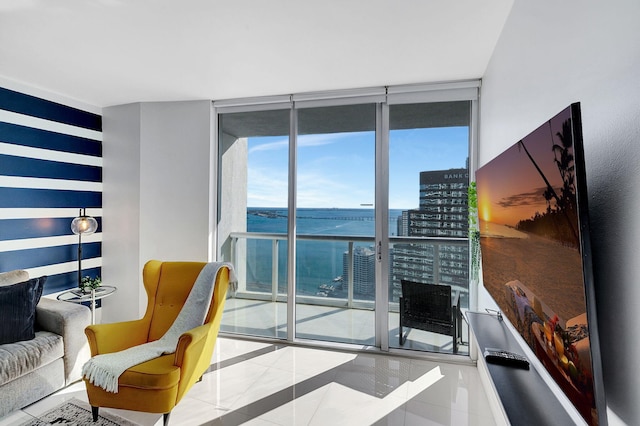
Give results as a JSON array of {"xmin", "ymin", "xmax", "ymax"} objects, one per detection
[{"xmin": 399, "ymin": 279, "xmax": 462, "ymax": 353}]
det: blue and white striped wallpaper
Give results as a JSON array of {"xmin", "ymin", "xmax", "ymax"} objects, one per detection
[{"xmin": 0, "ymin": 86, "xmax": 102, "ymax": 294}]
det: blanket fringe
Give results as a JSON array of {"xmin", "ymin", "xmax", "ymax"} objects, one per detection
[{"xmin": 82, "ymin": 358, "xmax": 120, "ymax": 393}]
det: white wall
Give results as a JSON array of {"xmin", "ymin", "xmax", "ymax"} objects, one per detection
[
  {"xmin": 217, "ymin": 132, "xmax": 247, "ymax": 260},
  {"xmin": 102, "ymin": 100, "xmax": 214, "ymax": 320},
  {"xmin": 102, "ymin": 103, "xmax": 142, "ymax": 322},
  {"xmin": 480, "ymin": 1, "xmax": 640, "ymax": 424}
]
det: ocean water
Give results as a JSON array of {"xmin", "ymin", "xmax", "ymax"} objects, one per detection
[{"xmin": 246, "ymin": 207, "xmax": 403, "ymax": 297}]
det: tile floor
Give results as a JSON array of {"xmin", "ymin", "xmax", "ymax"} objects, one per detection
[
  {"xmin": 220, "ymin": 298, "xmax": 470, "ymax": 355},
  {"xmin": 0, "ymin": 337, "xmax": 496, "ymax": 426}
]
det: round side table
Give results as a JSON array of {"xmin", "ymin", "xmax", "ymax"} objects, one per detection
[{"xmin": 57, "ymin": 285, "xmax": 117, "ymax": 324}]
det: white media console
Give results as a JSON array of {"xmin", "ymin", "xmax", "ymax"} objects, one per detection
[{"xmin": 467, "ymin": 311, "xmax": 585, "ymax": 426}]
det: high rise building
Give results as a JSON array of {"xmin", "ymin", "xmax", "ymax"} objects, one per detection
[
  {"xmin": 391, "ymin": 168, "xmax": 469, "ymax": 304},
  {"xmin": 412, "ymin": 168, "xmax": 469, "ymax": 238},
  {"xmin": 397, "ymin": 210, "xmax": 409, "ymax": 237},
  {"xmin": 343, "ymin": 245, "xmax": 376, "ymax": 297}
]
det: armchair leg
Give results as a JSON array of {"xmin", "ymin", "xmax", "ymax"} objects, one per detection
[
  {"xmin": 399, "ymin": 298, "xmax": 405, "ymax": 346},
  {"xmin": 164, "ymin": 412, "xmax": 171, "ymax": 425},
  {"xmin": 91, "ymin": 406, "xmax": 99, "ymax": 422},
  {"xmin": 399, "ymin": 326, "xmax": 409, "ymax": 346},
  {"xmin": 452, "ymin": 313, "xmax": 458, "ymax": 354}
]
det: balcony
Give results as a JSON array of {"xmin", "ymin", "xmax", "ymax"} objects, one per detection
[{"xmin": 221, "ymin": 232, "xmax": 470, "ymax": 356}]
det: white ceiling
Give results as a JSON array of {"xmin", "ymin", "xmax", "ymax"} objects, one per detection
[{"xmin": 0, "ymin": 0, "xmax": 513, "ymax": 108}]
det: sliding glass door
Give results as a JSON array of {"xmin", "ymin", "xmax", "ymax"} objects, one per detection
[
  {"xmin": 294, "ymin": 103, "xmax": 377, "ymax": 345},
  {"xmin": 387, "ymin": 101, "xmax": 472, "ymax": 354},
  {"xmin": 217, "ymin": 107, "xmax": 291, "ymax": 339}
]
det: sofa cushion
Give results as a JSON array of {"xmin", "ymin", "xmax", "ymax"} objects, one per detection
[
  {"xmin": 0, "ymin": 270, "xmax": 29, "ymax": 286},
  {"xmin": 0, "ymin": 330, "xmax": 64, "ymax": 386},
  {"xmin": 0, "ymin": 276, "xmax": 46, "ymax": 344},
  {"xmin": 118, "ymin": 353, "xmax": 181, "ymax": 390}
]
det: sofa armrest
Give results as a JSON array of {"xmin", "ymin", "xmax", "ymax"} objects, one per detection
[{"xmin": 36, "ymin": 297, "xmax": 91, "ymax": 385}]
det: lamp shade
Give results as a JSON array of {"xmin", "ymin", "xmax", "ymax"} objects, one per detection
[{"xmin": 71, "ymin": 209, "xmax": 98, "ymax": 235}]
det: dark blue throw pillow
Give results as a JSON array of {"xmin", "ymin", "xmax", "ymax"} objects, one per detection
[{"xmin": 0, "ymin": 276, "xmax": 46, "ymax": 345}]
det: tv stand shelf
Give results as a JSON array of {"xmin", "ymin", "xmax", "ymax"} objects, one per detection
[{"xmin": 467, "ymin": 311, "xmax": 576, "ymax": 426}]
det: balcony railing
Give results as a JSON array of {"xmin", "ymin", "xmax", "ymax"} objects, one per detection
[{"xmin": 229, "ymin": 232, "xmax": 469, "ymax": 311}]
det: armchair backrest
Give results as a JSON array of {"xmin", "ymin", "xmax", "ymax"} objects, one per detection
[
  {"xmin": 142, "ymin": 261, "xmax": 213, "ymax": 342},
  {"xmin": 401, "ymin": 279, "xmax": 452, "ymax": 324}
]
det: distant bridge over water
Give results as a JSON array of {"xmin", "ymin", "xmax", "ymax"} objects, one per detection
[
  {"xmin": 249, "ymin": 211, "xmax": 375, "ymax": 221},
  {"xmin": 298, "ymin": 215, "xmax": 375, "ymax": 221}
]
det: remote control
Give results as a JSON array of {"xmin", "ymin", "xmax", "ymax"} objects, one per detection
[{"xmin": 484, "ymin": 348, "xmax": 530, "ymax": 369}]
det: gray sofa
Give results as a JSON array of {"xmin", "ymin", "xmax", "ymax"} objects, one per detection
[{"xmin": 0, "ymin": 271, "xmax": 91, "ymax": 418}]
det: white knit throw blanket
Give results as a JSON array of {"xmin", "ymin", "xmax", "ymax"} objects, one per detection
[{"xmin": 82, "ymin": 262, "xmax": 233, "ymax": 393}]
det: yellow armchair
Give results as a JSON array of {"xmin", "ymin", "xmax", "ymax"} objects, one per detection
[{"xmin": 84, "ymin": 260, "xmax": 231, "ymax": 425}]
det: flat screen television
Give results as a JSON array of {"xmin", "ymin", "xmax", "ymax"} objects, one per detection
[{"xmin": 476, "ymin": 103, "xmax": 606, "ymax": 425}]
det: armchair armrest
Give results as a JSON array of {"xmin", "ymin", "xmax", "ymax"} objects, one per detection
[
  {"xmin": 36, "ymin": 297, "xmax": 91, "ymax": 385},
  {"xmin": 85, "ymin": 319, "xmax": 150, "ymax": 356},
  {"xmin": 452, "ymin": 290, "xmax": 460, "ymax": 310},
  {"xmin": 174, "ymin": 322, "xmax": 216, "ymax": 401}
]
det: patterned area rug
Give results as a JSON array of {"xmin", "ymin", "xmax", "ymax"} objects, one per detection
[{"xmin": 21, "ymin": 398, "xmax": 139, "ymax": 426}]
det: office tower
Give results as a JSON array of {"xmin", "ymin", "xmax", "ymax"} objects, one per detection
[
  {"xmin": 391, "ymin": 168, "xmax": 469, "ymax": 303},
  {"xmin": 343, "ymin": 245, "xmax": 376, "ymax": 297},
  {"xmin": 397, "ymin": 210, "xmax": 409, "ymax": 237}
]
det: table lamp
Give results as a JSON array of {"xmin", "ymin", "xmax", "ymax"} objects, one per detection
[{"xmin": 71, "ymin": 208, "xmax": 98, "ymax": 288}]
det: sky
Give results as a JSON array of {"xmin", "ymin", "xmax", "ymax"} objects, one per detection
[{"xmin": 246, "ymin": 126, "xmax": 469, "ymax": 209}]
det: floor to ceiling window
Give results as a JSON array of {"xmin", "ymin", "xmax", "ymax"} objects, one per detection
[
  {"xmin": 215, "ymin": 83, "xmax": 478, "ymax": 357},
  {"xmin": 386, "ymin": 100, "xmax": 472, "ymax": 353},
  {"xmin": 217, "ymin": 106, "xmax": 291, "ymax": 339},
  {"xmin": 295, "ymin": 103, "xmax": 377, "ymax": 345}
]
